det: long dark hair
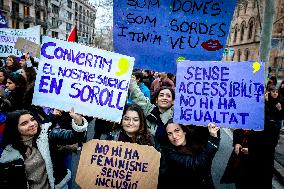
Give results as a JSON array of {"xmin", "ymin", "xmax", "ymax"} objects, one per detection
[
  {"xmin": 6, "ymin": 55, "xmax": 21, "ymax": 72},
  {"xmin": 115, "ymin": 104, "xmax": 152, "ymax": 145},
  {"xmin": 3, "ymin": 110, "xmax": 41, "ymax": 158},
  {"xmin": 165, "ymin": 119, "xmax": 209, "ymax": 155}
]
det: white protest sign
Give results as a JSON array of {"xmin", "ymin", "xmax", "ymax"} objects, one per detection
[
  {"xmin": 0, "ymin": 25, "xmax": 41, "ymax": 57},
  {"xmin": 32, "ymin": 36, "xmax": 135, "ymax": 122}
]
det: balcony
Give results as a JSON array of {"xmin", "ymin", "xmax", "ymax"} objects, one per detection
[
  {"xmin": 23, "ymin": 15, "xmax": 34, "ymax": 23},
  {"xmin": 10, "ymin": 12, "xmax": 24, "ymax": 21},
  {"xmin": 35, "ymin": 18, "xmax": 47, "ymax": 28},
  {"xmin": 17, "ymin": 0, "xmax": 33, "ymax": 5},
  {"xmin": 35, "ymin": 2, "xmax": 47, "ymax": 11},
  {"xmin": 0, "ymin": 5, "xmax": 10, "ymax": 13}
]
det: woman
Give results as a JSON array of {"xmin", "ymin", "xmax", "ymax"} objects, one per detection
[
  {"xmin": 100, "ymin": 104, "xmax": 154, "ymax": 146},
  {"xmin": 265, "ymin": 85, "xmax": 284, "ymax": 122},
  {"xmin": 220, "ymin": 129, "xmax": 251, "ymax": 188},
  {"xmin": 0, "ymin": 108, "xmax": 88, "ymax": 189},
  {"xmin": 0, "ymin": 68, "xmax": 8, "ymax": 92},
  {"xmin": 5, "ymin": 72, "xmax": 27, "ymax": 111},
  {"xmin": 129, "ymin": 78, "xmax": 175, "ymax": 146},
  {"xmin": 21, "ymin": 65, "xmax": 37, "ymax": 108},
  {"xmin": 4, "ymin": 55, "xmax": 21, "ymax": 73},
  {"xmin": 158, "ymin": 120, "xmax": 220, "ymax": 189}
]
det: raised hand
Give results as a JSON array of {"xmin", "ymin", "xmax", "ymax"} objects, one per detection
[
  {"xmin": 208, "ymin": 123, "xmax": 220, "ymax": 138},
  {"xmin": 69, "ymin": 107, "xmax": 83, "ymax": 126}
]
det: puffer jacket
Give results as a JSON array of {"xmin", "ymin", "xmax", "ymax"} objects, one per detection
[{"xmin": 0, "ymin": 118, "xmax": 88, "ymax": 189}]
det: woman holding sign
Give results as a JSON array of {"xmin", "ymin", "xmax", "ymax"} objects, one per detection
[
  {"xmin": 158, "ymin": 120, "xmax": 220, "ymax": 189},
  {"xmin": 100, "ymin": 104, "xmax": 154, "ymax": 146},
  {"xmin": 129, "ymin": 78, "xmax": 175, "ymax": 146},
  {"xmin": 0, "ymin": 108, "xmax": 88, "ymax": 189}
]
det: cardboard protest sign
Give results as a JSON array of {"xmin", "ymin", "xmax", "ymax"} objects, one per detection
[
  {"xmin": 113, "ymin": 0, "xmax": 236, "ymax": 73},
  {"xmin": 76, "ymin": 140, "xmax": 160, "ymax": 189},
  {"xmin": 14, "ymin": 37, "xmax": 41, "ymax": 58},
  {"xmin": 32, "ymin": 36, "xmax": 135, "ymax": 122},
  {"xmin": 173, "ymin": 61, "xmax": 265, "ymax": 130},
  {"xmin": 0, "ymin": 25, "xmax": 40, "ymax": 57}
]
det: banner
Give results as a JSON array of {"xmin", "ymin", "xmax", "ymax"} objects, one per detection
[
  {"xmin": 173, "ymin": 61, "xmax": 265, "ymax": 130},
  {"xmin": 32, "ymin": 36, "xmax": 135, "ymax": 122},
  {"xmin": 76, "ymin": 140, "xmax": 160, "ymax": 189},
  {"xmin": 0, "ymin": 25, "xmax": 41, "ymax": 57},
  {"xmin": 114, "ymin": 0, "xmax": 236, "ymax": 73}
]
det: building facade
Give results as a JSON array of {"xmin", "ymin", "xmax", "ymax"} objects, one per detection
[
  {"xmin": 0, "ymin": 0, "xmax": 96, "ymax": 44},
  {"xmin": 224, "ymin": 0, "xmax": 284, "ymax": 78},
  {"xmin": 0, "ymin": 0, "xmax": 47, "ymax": 34},
  {"xmin": 74, "ymin": 0, "xmax": 96, "ymax": 44}
]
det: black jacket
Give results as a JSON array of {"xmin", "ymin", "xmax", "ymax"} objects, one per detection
[{"xmin": 158, "ymin": 136, "xmax": 220, "ymax": 189}]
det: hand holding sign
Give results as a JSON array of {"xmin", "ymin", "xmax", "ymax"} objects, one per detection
[{"xmin": 116, "ymin": 57, "xmax": 129, "ymax": 76}]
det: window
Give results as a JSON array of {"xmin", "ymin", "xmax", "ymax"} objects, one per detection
[
  {"xmin": 52, "ymin": 4, "xmax": 59, "ymax": 14},
  {"xmin": 23, "ymin": 6, "xmax": 29, "ymax": 16},
  {"xmin": 12, "ymin": 20, "xmax": 19, "ymax": 28},
  {"xmin": 52, "ymin": 17, "xmax": 58, "ymax": 27},
  {"xmin": 75, "ymin": 12, "xmax": 78, "ymax": 20},
  {"xmin": 12, "ymin": 2, "xmax": 19, "ymax": 12},
  {"xmin": 67, "ymin": 11, "xmax": 72, "ymax": 21},
  {"xmin": 244, "ymin": 2, "xmax": 248, "ymax": 14},
  {"xmin": 231, "ymin": 50, "xmax": 235, "ymax": 61},
  {"xmin": 253, "ymin": 0, "xmax": 257, "ymax": 9},
  {"xmin": 52, "ymin": 31, "xmax": 58, "ymax": 38},
  {"xmin": 236, "ymin": 5, "xmax": 240, "ymax": 17},
  {"xmin": 24, "ymin": 23, "xmax": 29, "ymax": 29},
  {"xmin": 67, "ymin": 0, "xmax": 72, "ymax": 8},
  {"xmin": 237, "ymin": 49, "xmax": 241, "ymax": 62},
  {"xmin": 75, "ymin": 3, "xmax": 78, "ymax": 10},
  {"xmin": 36, "ymin": 11, "xmax": 41, "ymax": 19},
  {"xmin": 233, "ymin": 26, "xmax": 238, "ymax": 43},
  {"xmin": 240, "ymin": 24, "xmax": 245, "ymax": 41},
  {"xmin": 248, "ymin": 20, "xmax": 254, "ymax": 40},
  {"xmin": 66, "ymin": 23, "xmax": 72, "ymax": 31},
  {"xmin": 79, "ymin": 5, "xmax": 82, "ymax": 12},
  {"xmin": 245, "ymin": 49, "xmax": 249, "ymax": 61}
]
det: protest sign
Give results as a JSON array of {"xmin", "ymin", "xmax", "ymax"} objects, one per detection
[
  {"xmin": 173, "ymin": 61, "xmax": 265, "ymax": 130},
  {"xmin": 76, "ymin": 139, "xmax": 160, "ymax": 189},
  {"xmin": 14, "ymin": 37, "xmax": 41, "ymax": 58},
  {"xmin": 0, "ymin": 25, "xmax": 40, "ymax": 57},
  {"xmin": 32, "ymin": 36, "xmax": 135, "ymax": 122},
  {"xmin": 113, "ymin": 0, "xmax": 236, "ymax": 73}
]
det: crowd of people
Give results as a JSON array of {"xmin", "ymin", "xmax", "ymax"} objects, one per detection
[{"xmin": 0, "ymin": 53, "xmax": 283, "ymax": 189}]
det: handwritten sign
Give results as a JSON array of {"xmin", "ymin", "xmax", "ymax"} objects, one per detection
[
  {"xmin": 0, "ymin": 26, "xmax": 40, "ymax": 57},
  {"xmin": 76, "ymin": 140, "xmax": 160, "ymax": 189},
  {"xmin": 14, "ymin": 37, "xmax": 41, "ymax": 58},
  {"xmin": 114, "ymin": 0, "xmax": 236, "ymax": 73},
  {"xmin": 173, "ymin": 61, "xmax": 265, "ymax": 130},
  {"xmin": 32, "ymin": 36, "xmax": 135, "ymax": 122}
]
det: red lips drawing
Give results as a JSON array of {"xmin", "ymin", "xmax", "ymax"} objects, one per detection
[{"xmin": 201, "ymin": 39, "xmax": 223, "ymax": 51}]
